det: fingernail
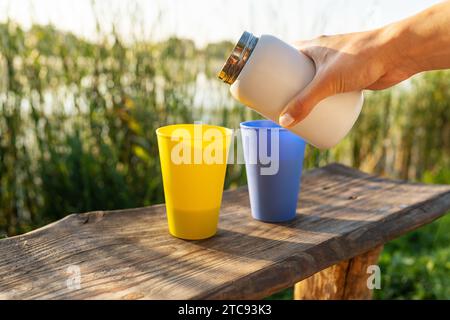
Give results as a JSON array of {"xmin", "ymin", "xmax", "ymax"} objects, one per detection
[{"xmin": 279, "ymin": 113, "xmax": 295, "ymax": 127}]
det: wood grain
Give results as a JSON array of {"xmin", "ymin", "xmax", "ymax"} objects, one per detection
[
  {"xmin": 294, "ymin": 245, "xmax": 383, "ymax": 299},
  {"xmin": 0, "ymin": 163, "xmax": 449, "ymax": 300}
]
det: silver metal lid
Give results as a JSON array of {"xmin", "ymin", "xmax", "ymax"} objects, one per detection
[{"xmin": 218, "ymin": 31, "xmax": 259, "ymax": 85}]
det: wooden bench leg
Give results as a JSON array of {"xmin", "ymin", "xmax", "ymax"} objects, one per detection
[{"xmin": 294, "ymin": 245, "xmax": 384, "ymax": 300}]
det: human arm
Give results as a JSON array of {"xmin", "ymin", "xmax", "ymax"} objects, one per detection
[{"xmin": 279, "ymin": 1, "xmax": 450, "ymax": 127}]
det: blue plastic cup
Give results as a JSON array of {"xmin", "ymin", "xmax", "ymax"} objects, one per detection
[{"xmin": 240, "ymin": 120, "xmax": 306, "ymax": 222}]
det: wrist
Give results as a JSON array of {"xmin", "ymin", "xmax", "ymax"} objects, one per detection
[{"xmin": 376, "ymin": 22, "xmax": 419, "ymax": 76}]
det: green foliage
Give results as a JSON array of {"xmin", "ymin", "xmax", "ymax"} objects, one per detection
[
  {"xmin": 375, "ymin": 213, "xmax": 450, "ymax": 299},
  {"xmin": 0, "ymin": 21, "xmax": 448, "ymax": 299},
  {"xmin": 0, "ymin": 21, "xmax": 203, "ymax": 234}
]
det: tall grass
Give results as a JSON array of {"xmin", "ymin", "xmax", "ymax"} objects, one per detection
[
  {"xmin": 0, "ymin": 22, "xmax": 211, "ymax": 234},
  {"xmin": 0, "ymin": 21, "xmax": 448, "ymax": 298}
]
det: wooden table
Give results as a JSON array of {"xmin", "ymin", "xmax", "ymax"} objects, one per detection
[{"xmin": 1, "ymin": 164, "xmax": 449, "ymax": 300}]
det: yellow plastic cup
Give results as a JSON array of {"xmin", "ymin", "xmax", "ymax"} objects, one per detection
[{"xmin": 156, "ymin": 124, "xmax": 232, "ymax": 240}]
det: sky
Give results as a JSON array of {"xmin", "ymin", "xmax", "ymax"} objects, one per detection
[{"xmin": 0, "ymin": 0, "xmax": 443, "ymax": 46}]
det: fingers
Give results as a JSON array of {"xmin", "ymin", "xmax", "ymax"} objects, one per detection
[
  {"xmin": 279, "ymin": 36, "xmax": 336, "ymax": 127},
  {"xmin": 279, "ymin": 75, "xmax": 334, "ymax": 128}
]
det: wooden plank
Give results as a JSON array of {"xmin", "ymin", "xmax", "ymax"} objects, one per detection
[
  {"xmin": 0, "ymin": 163, "xmax": 449, "ymax": 300},
  {"xmin": 294, "ymin": 245, "xmax": 384, "ymax": 299}
]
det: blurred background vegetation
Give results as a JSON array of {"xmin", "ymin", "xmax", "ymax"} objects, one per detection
[{"xmin": 0, "ymin": 20, "xmax": 448, "ymax": 299}]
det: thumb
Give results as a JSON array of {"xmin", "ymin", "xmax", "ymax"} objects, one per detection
[{"xmin": 278, "ymin": 75, "xmax": 334, "ymax": 128}]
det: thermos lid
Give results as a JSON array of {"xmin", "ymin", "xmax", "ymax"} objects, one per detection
[{"xmin": 218, "ymin": 31, "xmax": 259, "ymax": 85}]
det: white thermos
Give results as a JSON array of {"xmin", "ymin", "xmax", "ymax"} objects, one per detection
[{"xmin": 219, "ymin": 31, "xmax": 364, "ymax": 149}]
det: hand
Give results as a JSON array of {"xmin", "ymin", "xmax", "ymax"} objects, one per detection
[
  {"xmin": 278, "ymin": 29, "xmax": 413, "ymax": 128},
  {"xmin": 278, "ymin": 0, "xmax": 450, "ymax": 128}
]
